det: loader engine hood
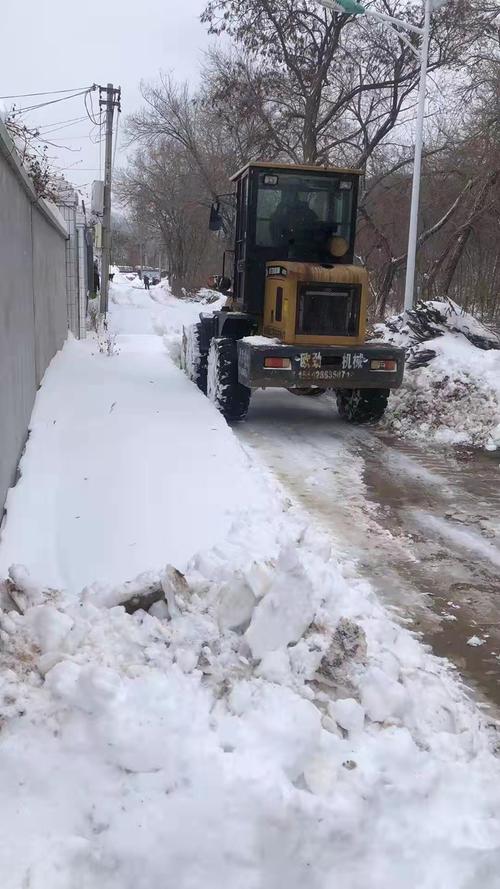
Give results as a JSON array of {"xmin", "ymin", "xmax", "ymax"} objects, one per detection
[{"xmin": 263, "ymin": 261, "xmax": 369, "ymax": 346}]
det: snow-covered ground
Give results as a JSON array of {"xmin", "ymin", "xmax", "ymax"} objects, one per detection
[
  {"xmin": 373, "ymin": 301, "xmax": 500, "ymax": 450},
  {"xmin": 1, "ymin": 275, "xmax": 500, "ymax": 888},
  {"xmin": 0, "ymin": 281, "xmax": 253, "ymax": 592}
]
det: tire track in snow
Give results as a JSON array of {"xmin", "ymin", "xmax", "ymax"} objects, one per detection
[{"xmin": 237, "ymin": 388, "xmax": 500, "ymax": 709}]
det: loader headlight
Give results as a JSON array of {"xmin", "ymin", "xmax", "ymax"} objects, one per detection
[{"xmin": 329, "ymin": 236, "xmax": 349, "ymax": 257}]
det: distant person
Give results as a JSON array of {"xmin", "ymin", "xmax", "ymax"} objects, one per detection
[
  {"xmin": 109, "ymin": 272, "xmax": 115, "ymax": 283},
  {"xmin": 143, "ymin": 274, "xmax": 150, "ymax": 290},
  {"xmin": 93, "ymin": 260, "xmax": 100, "ymax": 294}
]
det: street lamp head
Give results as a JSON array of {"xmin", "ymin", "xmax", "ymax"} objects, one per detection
[{"xmin": 317, "ymin": 0, "xmax": 366, "ymax": 12}]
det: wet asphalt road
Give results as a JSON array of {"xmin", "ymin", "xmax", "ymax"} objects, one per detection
[{"xmin": 236, "ymin": 388, "xmax": 500, "ymax": 711}]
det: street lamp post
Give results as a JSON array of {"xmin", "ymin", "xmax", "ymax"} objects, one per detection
[
  {"xmin": 318, "ymin": 0, "xmax": 433, "ymax": 312},
  {"xmin": 402, "ymin": 0, "xmax": 431, "ymax": 313}
]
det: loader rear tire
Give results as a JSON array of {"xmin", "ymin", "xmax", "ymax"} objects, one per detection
[
  {"xmin": 336, "ymin": 388, "xmax": 389, "ymax": 423},
  {"xmin": 207, "ymin": 338, "xmax": 251, "ymax": 422},
  {"xmin": 182, "ymin": 323, "xmax": 208, "ymax": 393}
]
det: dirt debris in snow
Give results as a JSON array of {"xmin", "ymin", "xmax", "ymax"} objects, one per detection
[{"xmin": 315, "ymin": 617, "xmax": 367, "ymax": 686}]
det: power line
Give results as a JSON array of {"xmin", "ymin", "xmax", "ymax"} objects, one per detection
[
  {"xmin": 40, "ymin": 135, "xmax": 92, "ymax": 140},
  {"xmin": 10, "ymin": 87, "xmax": 96, "ymax": 118},
  {"xmin": 84, "ymin": 90, "xmax": 100, "ymax": 127},
  {"xmin": 37, "ymin": 116, "xmax": 89, "ymax": 136},
  {"xmin": 37, "ymin": 115, "xmax": 88, "ymax": 132},
  {"xmin": 89, "ymin": 90, "xmax": 99, "ymax": 126},
  {"xmin": 0, "ymin": 85, "xmax": 94, "ymax": 100},
  {"xmin": 39, "ymin": 138, "xmax": 81, "ymax": 152}
]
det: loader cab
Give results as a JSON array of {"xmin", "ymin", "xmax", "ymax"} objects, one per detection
[{"xmin": 230, "ymin": 162, "xmax": 360, "ymax": 318}]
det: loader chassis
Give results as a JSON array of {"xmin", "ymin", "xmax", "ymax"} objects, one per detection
[{"xmin": 237, "ymin": 340, "xmax": 403, "ymax": 390}]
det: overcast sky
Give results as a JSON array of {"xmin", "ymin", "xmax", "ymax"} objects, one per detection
[{"xmin": 0, "ymin": 0, "xmax": 210, "ymax": 198}]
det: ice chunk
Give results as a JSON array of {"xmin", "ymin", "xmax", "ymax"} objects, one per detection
[
  {"xmin": 24, "ymin": 604, "xmax": 73, "ymax": 654},
  {"xmin": 216, "ymin": 576, "xmax": 256, "ymax": 632},
  {"xmin": 226, "ymin": 680, "xmax": 322, "ymax": 780},
  {"xmin": 467, "ymin": 635, "xmax": 485, "ymax": 647},
  {"xmin": 255, "ymin": 649, "xmax": 291, "ymax": 683},
  {"xmin": 329, "ymin": 698, "xmax": 365, "ymax": 734},
  {"xmin": 245, "ymin": 579, "xmax": 314, "ymax": 659},
  {"xmin": 360, "ymin": 666, "xmax": 408, "ymax": 723}
]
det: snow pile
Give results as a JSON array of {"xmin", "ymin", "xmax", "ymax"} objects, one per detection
[
  {"xmin": 241, "ymin": 335, "xmax": 280, "ymax": 346},
  {"xmin": 150, "ymin": 282, "xmax": 226, "ymax": 365},
  {"xmin": 1, "ymin": 511, "xmax": 500, "ymax": 888},
  {"xmin": 190, "ymin": 286, "xmax": 225, "ymax": 304},
  {"xmin": 373, "ymin": 300, "xmax": 500, "ymax": 448}
]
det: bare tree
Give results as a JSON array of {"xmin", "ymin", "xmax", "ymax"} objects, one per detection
[
  {"xmin": 118, "ymin": 0, "xmax": 499, "ymax": 315},
  {"xmin": 358, "ymin": 56, "xmax": 500, "ymax": 317},
  {"xmin": 116, "ymin": 137, "xmax": 227, "ymax": 294},
  {"xmin": 201, "ymin": 0, "xmax": 492, "ymax": 167}
]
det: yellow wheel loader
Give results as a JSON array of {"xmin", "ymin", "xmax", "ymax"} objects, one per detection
[{"xmin": 181, "ymin": 161, "xmax": 404, "ymax": 422}]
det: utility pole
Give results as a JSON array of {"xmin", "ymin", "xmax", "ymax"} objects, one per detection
[{"xmin": 99, "ymin": 83, "xmax": 121, "ymax": 315}]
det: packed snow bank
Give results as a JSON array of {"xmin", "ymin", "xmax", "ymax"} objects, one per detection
[
  {"xmin": 147, "ymin": 280, "xmax": 226, "ymax": 365},
  {"xmin": 1, "ymin": 507, "xmax": 500, "ymax": 888},
  {"xmin": 373, "ymin": 300, "xmax": 500, "ymax": 449},
  {"xmin": 0, "ymin": 290, "xmax": 267, "ymax": 593}
]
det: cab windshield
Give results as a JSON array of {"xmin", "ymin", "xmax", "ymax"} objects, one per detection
[{"xmin": 255, "ymin": 171, "xmax": 354, "ymax": 260}]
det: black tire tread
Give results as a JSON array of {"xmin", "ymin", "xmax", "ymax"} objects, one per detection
[
  {"xmin": 208, "ymin": 338, "xmax": 251, "ymax": 421},
  {"xmin": 336, "ymin": 388, "xmax": 389, "ymax": 423},
  {"xmin": 182, "ymin": 323, "xmax": 208, "ymax": 393}
]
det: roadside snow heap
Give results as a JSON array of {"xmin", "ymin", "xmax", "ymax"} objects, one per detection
[
  {"xmin": 2, "ymin": 511, "xmax": 500, "ymax": 888},
  {"xmin": 373, "ymin": 299, "xmax": 500, "ymax": 449}
]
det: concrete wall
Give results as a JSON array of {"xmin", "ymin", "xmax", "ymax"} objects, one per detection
[
  {"xmin": 59, "ymin": 185, "xmax": 89, "ymax": 339},
  {"xmin": 32, "ymin": 207, "xmax": 68, "ymax": 381},
  {"xmin": 0, "ymin": 120, "xmax": 68, "ymax": 515}
]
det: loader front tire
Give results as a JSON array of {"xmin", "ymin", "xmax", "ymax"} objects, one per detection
[
  {"xmin": 207, "ymin": 338, "xmax": 251, "ymax": 422},
  {"xmin": 336, "ymin": 388, "xmax": 389, "ymax": 423},
  {"xmin": 182, "ymin": 323, "xmax": 208, "ymax": 393}
]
